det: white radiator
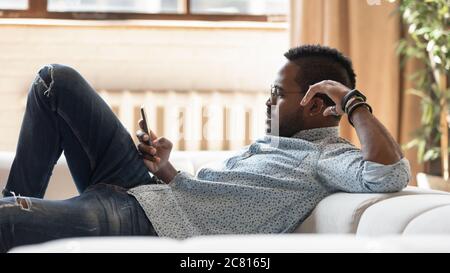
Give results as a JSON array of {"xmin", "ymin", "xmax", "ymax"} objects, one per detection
[{"xmin": 98, "ymin": 89, "xmax": 268, "ymax": 151}]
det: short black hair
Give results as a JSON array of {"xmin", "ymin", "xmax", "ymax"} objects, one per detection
[{"xmin": 284, "ymin": 44, "xmax": 356, "ymax": 106}]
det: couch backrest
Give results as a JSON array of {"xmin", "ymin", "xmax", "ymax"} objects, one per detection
[{"xmin": 0, "ymin": 151, "xmax": 235, "ymax": 200}]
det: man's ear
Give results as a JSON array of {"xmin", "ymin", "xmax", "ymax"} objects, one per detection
[{"xmin": 302, "ymin": 97, "xmax": 325, "ymax": 117}]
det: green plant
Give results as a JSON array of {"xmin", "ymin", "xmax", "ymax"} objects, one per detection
[{"xmin": 393, "ymin": 0, "xmax": 450, "ymax": 179}]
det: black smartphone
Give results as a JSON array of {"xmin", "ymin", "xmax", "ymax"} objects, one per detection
[{"xmin": 140, "ymin": 105, "xmax": 153, "ymax": 146}]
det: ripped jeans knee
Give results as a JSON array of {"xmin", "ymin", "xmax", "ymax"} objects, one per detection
[
  {"xmin": 0, "ymin": 194, "xmax": 33, "ymax": 252},
  {"xmin": 33, "ymin": 64, "xmax": 85, "ymax": 107},
  {"xmin": 35, "ymin": 64, "xmax": 55, "ymax": 98},
  {"xmin": 32, "ymin": 64, "xmax": 57, "ymax": 111},
  {"xmin": 0, "ymin": 192, "xmax": 32, "ymax": 211}
]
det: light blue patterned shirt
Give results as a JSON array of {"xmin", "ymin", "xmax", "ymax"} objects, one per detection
[{"xmin": 128, "ymin": 126, "xmax": 411, "ymax": 239}]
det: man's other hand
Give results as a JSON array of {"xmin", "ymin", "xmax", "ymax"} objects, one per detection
[{"xmin": 300, "ymin": 80, "xmax": 351, "ymax": 116}]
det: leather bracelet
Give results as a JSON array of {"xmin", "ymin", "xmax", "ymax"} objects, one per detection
[
  {"xmin": 341, "ymin": 89, "xmax": 367, "ymax": 112},
  {"xmin": 344, "ymin": 96, "xmax": 365, "ymax": 114},
  {"xmin": 347, "ymin": 101, "xmax": 373, "ymax": 127}
]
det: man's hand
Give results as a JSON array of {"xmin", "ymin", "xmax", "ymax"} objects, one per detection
[
  {"xmin": 300, "ymin": 80, "xmax": 403, "ymax": 165},
  {"xmin": 136, "ymin": 119, "xmax": 177, "ymax": 183},
  {"xmin": 300, "ymin": 80, "xmax": 351, "ymax": 116}
]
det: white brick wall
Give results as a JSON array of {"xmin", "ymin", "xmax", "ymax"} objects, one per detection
[{"xmin": 0, "ymin": 19, "xmax": 288, "ymax": 152}]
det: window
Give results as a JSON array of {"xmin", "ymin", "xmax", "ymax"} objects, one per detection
[
  {"xmin": 0, "ymin": 0, "xmax": 28, "ymax": 10},
  {"xmin": 0, "ymin": 0, "xmax": 288, "ymax": 21},
  {"xmin": 191, "ymin": 0, "xmax": 288, "ymax": 15},
  {"xmin": 47, "ymin": 0, "xmax": 179, "ymax": 14}
]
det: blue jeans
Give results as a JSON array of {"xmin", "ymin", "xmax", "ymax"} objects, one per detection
[{"xmin": 1, "ymin": 64, "xmax": 158, "ymax": 252}]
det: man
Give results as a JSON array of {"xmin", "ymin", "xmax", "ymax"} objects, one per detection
[{"xmin": 0, "ymin": 45, "xmax": 410, "ymax": 251}]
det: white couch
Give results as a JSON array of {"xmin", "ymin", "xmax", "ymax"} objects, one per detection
[{"xmin": 1, "ymin": 151, "xmax": 450, "ymax": 252}]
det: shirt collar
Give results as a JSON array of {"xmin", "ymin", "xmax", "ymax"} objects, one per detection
[{"xmin": 291, "ymin": 126, "xmax": 339, "ymax": 141}]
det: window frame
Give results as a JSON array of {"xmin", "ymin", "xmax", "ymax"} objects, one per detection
[{"xmin": 0, "ymin": 0, "xmax": 286, "ymax": 22}]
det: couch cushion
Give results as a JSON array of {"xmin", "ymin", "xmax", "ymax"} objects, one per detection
[
  {"xmin": 9, "ymin": 234, "xmax": 450, "ymax": 253},
  {"xmin": 0, "ymin": 152, "xmax": 14, "ymax": 184},
  {"xmin": 0, "ymin": 152, "xmax": 78, "ymax": 200},
  {"xmin": 167, "ymin": 155, "xmax": 195, "ymax": 175},
  {"xmin": 295, "ymin": 187, "xmax": 449, "ymax": 234},
  {"xmin": 171, "ymin": 151, "xmax": 236, "ymax": 174},
  {"xmin": 403, "ymin": 205, "xmax": 450, "ymax": 234},
  {"xmin": 357, "ymin": 194, "xmax": 450, "ymax": 236},
  {"xmin": 170, "ymin": 151, "xmax": 236, "ymax": 175}
]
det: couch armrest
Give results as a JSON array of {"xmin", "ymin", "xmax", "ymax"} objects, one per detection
[{"xmin": 295, "ymin": 187, "xmax": 450, "ymax": 234}]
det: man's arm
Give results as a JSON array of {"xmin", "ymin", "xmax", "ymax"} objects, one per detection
[
  {"xmin": 302, "ymin": 80, "xmax": 410, "ymax": 193},
  {"xmin": 350, "ymin": 105, "xmax": 403, "ymax": 165},
  {"xmin": 301, "ymin": 80, "xmax": 403, "ymax": 165}
]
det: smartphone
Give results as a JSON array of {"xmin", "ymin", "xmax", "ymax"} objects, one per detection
[{"xmin": 140, "ymin": 105, "xmax": 153, "ymax": 146}]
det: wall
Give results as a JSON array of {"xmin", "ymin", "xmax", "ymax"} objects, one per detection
[
  {"xmin": 0, "ymin": 19, "xmax": 289, "ymax": 152},
  {"xmin": 0, "ymin": 19, "xmax": 288, "ymax": 199}
]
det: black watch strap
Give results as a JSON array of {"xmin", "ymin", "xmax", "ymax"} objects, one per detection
[{"xmin": 341, "ymin": 89, "xmax": 366, "ymax": 112}]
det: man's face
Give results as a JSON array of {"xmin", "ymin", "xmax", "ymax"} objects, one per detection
[{"xmin": 266, "ymin": 61, "xmax": 306, "ymax": 137}]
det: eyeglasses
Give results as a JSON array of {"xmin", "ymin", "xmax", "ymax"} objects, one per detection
[
  {"xmin": 270, "ymin": 85, "xmax": 299, "ymax": 103},
  {"xmin": 270, "ymin": 85, "xmax": 282, "ymax": 103}
]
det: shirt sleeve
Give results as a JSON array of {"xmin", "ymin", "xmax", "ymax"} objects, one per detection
[{"xmin": 317, "ymin": 142, "xmax": 411, "ymax": 193}]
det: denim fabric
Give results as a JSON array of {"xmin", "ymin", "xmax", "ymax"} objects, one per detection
[
  {"xmin": 0, "ymin": 183, "xmax": 156, "ymax": 252},
  {"xmin": 1, "ymin": 64, "xmax": 158, "ymax": 252}
]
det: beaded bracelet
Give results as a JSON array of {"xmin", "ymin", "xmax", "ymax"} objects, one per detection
[{"xmin": 347, "ymin": 101, "xmax": 373, "ymax": 127}]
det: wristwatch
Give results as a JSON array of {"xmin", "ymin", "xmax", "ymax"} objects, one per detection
[{"xmin": 340, "ymin": 89, "xmax": 367, "ymax": 112}]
